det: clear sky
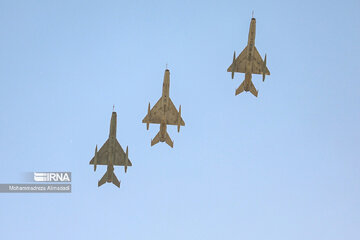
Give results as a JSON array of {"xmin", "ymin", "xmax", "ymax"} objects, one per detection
[{"xmin": 0, "ymin": 0, "xmax": 359, "ymax": 239}]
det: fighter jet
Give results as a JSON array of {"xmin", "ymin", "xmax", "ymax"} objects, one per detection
[
  {"xmin": 142, "ymin": 68, "xmax": 185, "ymax": 148},
  {"xmin": 89, "ymin": 111, "xmax": 132, "ymax": 188},
  {"xmin": 227, "ymin": 15, "xmax": 270, "ymax": 97}
]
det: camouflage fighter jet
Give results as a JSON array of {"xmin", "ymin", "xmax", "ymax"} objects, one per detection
[
  {"xmin": 142, "ymin": 68, "xmax": 185, "ymax": 148},
  {"xmin": 89, "ymin": 111, "xmax": 132, "ymax": 188},
  {"xmin": 227, "ymin": 15, "xmax": 270, "ymax": 97}
]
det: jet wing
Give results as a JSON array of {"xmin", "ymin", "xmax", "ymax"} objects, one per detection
[
  {"xmin": 113, "ymin": 140, "xmax": 132, "ymax": 166},
  {"xmin": 227, "ymin": 46, "xmax": 270, "ymax": 75},
  {"xmin": 89, "ymin": 139, "xmax": 132, "ymax": 166},
  {"xmin": 165, "ymin": 98, "xmax": 185, "ymax": 126},
  {"xmin": 142, "ymin": 97, "xmax": 163, "ymax": 124},
  {"xmin": 89, "ymin": 140, "xmax": 110, "ymax": 165},
  {"xmin": 227, "ymin": 46, "xmax": 248, "ymax": 73},
  {"xmin": 252, "ymin": 47, "xmax": 270, "ymax": 75},
  {"xmin": 142, "ymin": 97, "xmax": 185, "ymax": 125}
]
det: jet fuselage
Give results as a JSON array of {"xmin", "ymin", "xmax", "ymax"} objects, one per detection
[
  {"xmin": 160, "ymin": 69, "xmax": 170, "ymax": 142},
  {"xmin": 105, "ymin": 112, "xmax": 117, "ymax": 181},
  {"xmin": 109, "ymin": 112, "xmax": 117, "ymax": 138},
  {"xmin": 162, "ymin": 70, "xmax": 170, "ymax": 110},
  {"xmin": 244, "ymin": 18, "xmax": 256, "ymax": 91},
  {"xmin": 243, "ymin": 73, "xmax": 252, "ymax": 91},
  {"xmin": 159, "ymin": 121, "xmax": 167, "ymax": 142},
  {"xmin": 246, "ymin": 18, "xmax": 256, "ymax": 63},
  {"xmin": 105, "ymin": 164, "xmax": 115, "ymax": 183}
]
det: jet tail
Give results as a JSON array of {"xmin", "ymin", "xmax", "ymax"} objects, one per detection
[
  {"xmin": 98, "ymin": 171, "xmax": 120, "ymax": 188},
  {"xmin": 151, "ymin": 131, "xmax": 173, "ymax": 148},
  {"xmin": 235, "ymin": 80, "xmax": 258, "ymax": 97}
]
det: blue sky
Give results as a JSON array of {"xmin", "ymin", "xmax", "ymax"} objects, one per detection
[{"xmin": 0, "ymin": 0, "xmax": 359, "ymax": 239}]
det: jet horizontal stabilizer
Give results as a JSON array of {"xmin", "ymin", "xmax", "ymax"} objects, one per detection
[
  {"xmin": 98, "ymin": 172, "xmax": 107, "ymax": 187},
  {"xmin": 235, "ymin": 81, "xmax": 245, "ymax": 96},
  {"xmin": 151, "ymin": 132, "xmax": 160, "ymax": 147},
  {"xmin": 151, "ymin": 131, "xmax": 173, "ymax": 148},
  {"xmin": 165, "ymin": 132, "xmax": 174, "ymax": 148},
  {"xmin": 249, "ymin": 81, "xmax": 258, "ymax": 97},
  {"xmin": 111, "ymin": 173, "xmax": 121, "ymax": 188},
  {"xmin": 98, "ymin": 171, "xmax": 120, "ymax": 188}
]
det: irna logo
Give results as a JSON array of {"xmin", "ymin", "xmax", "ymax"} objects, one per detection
[{"xmin": 33, "ymin": 172, "xmax": 71, "ymax": 182}]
